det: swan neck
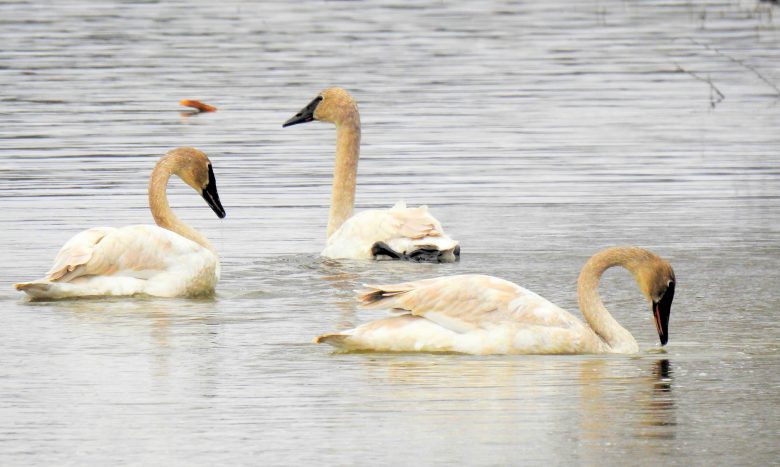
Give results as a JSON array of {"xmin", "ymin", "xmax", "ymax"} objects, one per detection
[
  {"xmin": 328, "ymin": 119, "xmax": 360, "ymax": 238},
  {"xmin": 577, "ymin": 247, "xmax": 639, "ymax": 353},
  {"xmin": 149, "ymin": 159, "xmax": 215, "ymax": 252}
]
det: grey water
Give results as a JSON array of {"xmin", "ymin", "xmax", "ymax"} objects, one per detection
[{"xmin": 1, "ymin": 0, "xmax": 779, "ymax": 465}]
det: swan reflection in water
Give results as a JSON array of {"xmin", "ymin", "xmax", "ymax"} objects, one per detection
[
  {"xmin": 579, "ymin": 357, "xmax": 676, "ymax": 458},
  {"xmin": 338, "ymin": 355, "xmax": 676, "ymax": 459},
  {"xmin": 645, "ymin": 359, "xmax": 675, "ymax": 431}
]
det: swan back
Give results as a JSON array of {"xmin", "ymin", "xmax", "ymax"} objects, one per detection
[{"xmin": 322, "ymin": 201, "xmax": 460, "ymax": 262}]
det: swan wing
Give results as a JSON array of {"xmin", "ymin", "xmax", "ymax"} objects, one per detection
[
  {"xmin": 45, "ymin": 225, "xmax": 204, "ymax": 282},
  {"xmin": 46, "ymin": 227, "xmax": 116, "ymax": 281},
  {"xmin": 358, "ymin": 274, "xmax": 582, "ymax": 332},
  {"xmin": 387, "ymin": 201, "xmax": 445, "ymax": 239}
]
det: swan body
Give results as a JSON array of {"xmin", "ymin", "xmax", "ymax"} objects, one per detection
[
  {"xmin": 321, "ymin": 201, "xmax": 459, "ymax": 262},
  {"xmin": 284, "ymin": 87, "xmax": 459, "ymax": 263},
  {"xmin": 315, "ymin": 247, "xmax": 676, "ymax": 355},
  {"xmin": 15, "ymin": 147, "xmax": 226, "ymax": 299}
]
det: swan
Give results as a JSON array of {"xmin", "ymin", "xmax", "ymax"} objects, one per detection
[
  {"xmin": 314, "ymin": 247, "xmax": 676, "ymax": 355},
  {"xmin": 283, "ymin": 87, "xmax": 460, "ymax": 263},
  {"xmin": 15, "ymin": 147, "xmax": 226, "ymax": 299}
]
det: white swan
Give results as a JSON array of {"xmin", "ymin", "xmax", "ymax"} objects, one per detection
[
  {"xmin": 283, "ymin": 87, "xmax": 460, "ymax": 263},
  {"xmin": 15, "ymin": 147, "xmax": 226, "ymax": 299},
  {"xmin": 315, "ymin": 247, "xmax": 676, "ymax": 355}
]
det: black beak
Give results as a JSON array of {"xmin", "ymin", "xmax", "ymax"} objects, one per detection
[
  {"xmin": 283, "ymin": 95, "xmax": 323, "ymax": 127},
  {"xmin": 652, "ymin": 281, "xmax": 675, "ymax": 346},
  {"xmin": 201, "ymin": 164, "xmax": 226, "ymax": 219}
]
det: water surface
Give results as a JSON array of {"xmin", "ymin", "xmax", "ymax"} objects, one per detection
[{"xmin": 1, "ymin": 1, "xmax": 779, "ymax": 465}]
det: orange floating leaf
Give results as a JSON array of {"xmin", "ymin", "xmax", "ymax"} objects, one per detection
[{"xmin": 179, "ymin": 99, "xmax": 217, "ymax": 112}]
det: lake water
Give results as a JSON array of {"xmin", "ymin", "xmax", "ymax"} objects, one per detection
[{"xmin": 1, "ymin": 0, "xmax": 779, "ymax": 465}]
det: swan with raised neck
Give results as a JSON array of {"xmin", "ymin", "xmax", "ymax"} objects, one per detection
[{"xmin": 284, "ymin": 87, "xmax": 460, "ymax": 263}]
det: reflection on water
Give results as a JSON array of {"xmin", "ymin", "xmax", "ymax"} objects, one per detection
[
  {"xmin": 1, "ymin": 0, "xmax": 779, "ymax": 465},
  {"xmin": 645, "ymin": 359, "xmax": 675, "ymax": 432},
  {"xmin": 578, "ymin": 358, "xmax": 677, "ymax": 464}
]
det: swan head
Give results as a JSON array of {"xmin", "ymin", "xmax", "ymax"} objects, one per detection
[
  {"xmin": 283, "ymin": 87, "xmax": 359, "ymax": 128},
  {"xmin": 165, "ymin": 147, "xmax": 226, "ymax": 219},
  {"xmin": 633, "ymin": 254, "xmax": 676, "ymax": 346}
]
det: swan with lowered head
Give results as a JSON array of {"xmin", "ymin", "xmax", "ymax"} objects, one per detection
[
  {"xmin": 15, "ymin": 147, "xmax": 226, "ymax": 299},
  {"xmin": 315, "ymin": 247, "xmax": 676, "ymax": 354},
  {"xmin": 283, "ymin": 87, "xmax": 460, "ymax": 263}
]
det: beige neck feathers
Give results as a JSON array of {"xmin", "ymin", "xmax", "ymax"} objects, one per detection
[
  {"xmin": 327, "ymin": 115, "xmax": 361, "ymax": 238},
  {"xmin": 576, "ymin": 247, "xmax": 641, "ymax": 353},
  {"xmin": 148, "ymin": 158, "xmax": 214, "ymax": 251}
]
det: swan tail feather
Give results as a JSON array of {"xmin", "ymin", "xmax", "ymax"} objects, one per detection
[
  {"xmin": 358, "ymin": 283, "xmax": 415, "ymax": 309},
  {"xmin": 45, "ymin": 227, "xmax": 111, "ymax": 281},
  {"xmin": 15, "ymin": 281, "xmax": 56, "ymax": 299},
  {"xmin": 15, "ymin": 281, "xmax": 46, "ymax": 292},
  {"xmin": 314, "ymin": 333, "xmax": 351, "ymax": 347}
]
